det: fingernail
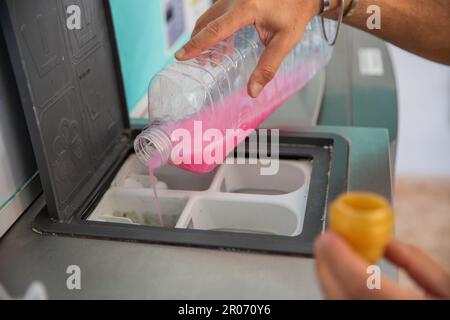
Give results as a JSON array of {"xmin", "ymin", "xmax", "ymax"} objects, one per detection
[
  {"xmin": 249, "ymin": 82, "xmax": 263, "ymax": 98},
  {"xmin": 175, "ymin": 48, "xmax": 185, "ymax": 60}
]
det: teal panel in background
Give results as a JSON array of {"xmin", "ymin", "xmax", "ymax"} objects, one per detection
[{"xmin": 109, "ymin": 0, "xmax": 189, "ymax": 113}]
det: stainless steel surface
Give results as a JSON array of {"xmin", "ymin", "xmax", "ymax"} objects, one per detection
[{"xmin": 0, "ymin": 126, "xmax": 395, "ymax": 299}]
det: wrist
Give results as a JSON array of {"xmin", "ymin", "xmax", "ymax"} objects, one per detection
[
  {"xmin": 316, "ymin": 0, "xmax": 340, "ymax": 15},
  {"xmin": 328, "ymin": 0, "xmax": 343, "ymax": 11},
  {"xmin": 312, "ymin": 0, "xmax": 324, "ymax": 16}
]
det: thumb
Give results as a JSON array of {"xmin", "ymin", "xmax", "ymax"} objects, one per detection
[{"xmin": 385, "ymin": 240, "xmax": 450, "ymax": 299}]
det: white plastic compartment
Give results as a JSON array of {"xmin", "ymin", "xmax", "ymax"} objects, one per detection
[
  {"xmin": 89, "ymin": 188, "xmax": 188, "ymax": 228},
  {"xmin": 177, "ymin": 195, "xmax": 303, "ymax": 236},
  {"xmin": 88, "ymin": 155, "xmax": 312, "ymax": 236},
  {"xmin": 212, "ymin": 159, "xmax": 312, "ymax": 195},
  {"xmin": 175, "ymin": 159, "xmax": 312, "ymax": 236}
]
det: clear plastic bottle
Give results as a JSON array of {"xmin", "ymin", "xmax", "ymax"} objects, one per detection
[{"xmin": 135, "ymin": 17, "xmax": 336, "ymax": 173}]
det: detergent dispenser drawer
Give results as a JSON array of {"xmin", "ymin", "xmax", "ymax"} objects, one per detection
[{"xmin": 34, "ymin": 133, "xmax": 348, "ymax": 256}]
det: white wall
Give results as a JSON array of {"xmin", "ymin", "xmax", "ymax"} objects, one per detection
[
  {"xmin": 0, "ymin": 50, "xmax": 36, "ymax": 208},
  {"xmin": 388, "ymin": 45, "xmax": 450, "ymax": 177},
  {"xmin": 0, "ymin": 106, "xmax": 36, "ymax": 208}
]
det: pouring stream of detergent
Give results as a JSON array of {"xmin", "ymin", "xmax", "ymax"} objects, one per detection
[{"xmin": 148, "ymin": 156, "xmax": 164, "ymax": 227}]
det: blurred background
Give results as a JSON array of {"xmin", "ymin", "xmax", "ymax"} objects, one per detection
[{"xmin": 387, "ymin": 45, "xmax": 450, "ymax": 288}]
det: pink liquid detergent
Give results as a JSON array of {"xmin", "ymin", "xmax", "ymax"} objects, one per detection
[
  {"xmin": 148, "ymin": 155, "xmax": 164, "ymax": 226},
  {"xmin": 153, "ymin": 63, "xmax": 313, "ymax": 174}
]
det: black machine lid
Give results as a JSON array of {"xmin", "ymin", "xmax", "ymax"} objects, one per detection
[{"xmin": 0, "ymin": 0, "xmax": 131, "ymax": 221}]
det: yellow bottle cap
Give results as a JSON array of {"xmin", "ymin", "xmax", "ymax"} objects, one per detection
[{"xmin": 329, "ymin": 192, "xmax": 394, "ymax": 263}]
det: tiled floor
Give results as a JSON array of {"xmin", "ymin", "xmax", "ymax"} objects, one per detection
[{"xmin": 394, "ymin": 176, "xmax": 450, "ymax": 290}]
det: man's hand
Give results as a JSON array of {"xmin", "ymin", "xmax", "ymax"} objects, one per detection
[
  {"xmin": 175, "ymin": 0, "xmax": 323, "ymax": 98},
  {"xmin": 315, "ymin": 231, "xmax": 450, "ymax": 299},
  {"xmin": 176, "ymin": 0, "xmax": 450, "ymax": 99}
]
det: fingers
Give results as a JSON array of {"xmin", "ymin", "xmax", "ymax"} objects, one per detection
[
  {"xmin": 316, "ymin": 232, "xmax": 450, "ymax": 299},
  {"xmin": 315, "ymin": 232, "xmax": 423, "ymax": 299},
  {"xmin": 247, "ymin": 33, "xmax": 297, "ymax": 98},
  {"xmin": 315, "ymin": 235, "xmax": 350, "ymax": 299},
  {"xmin": 176, "ymin": 9, "xmax": 252, "ymax": 61},
  {"xmin": 211, "ymin": 36, "xmax": 235, "ymax": 65},
  {"xmin": 315, "ymin": 232, "xmax": 374, "ymax": 299},
  {"xmin": 385, "ymin": 240, "xmax": 450, "ymax": 299}
]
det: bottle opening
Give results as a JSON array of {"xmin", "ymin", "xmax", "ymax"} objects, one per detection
[
  {"xmin": 341, "ymin": 193, "xmax": 388, "ymax": 214},
  {"xmin": 134, "ymin": 126, "xmax": 172, "ymax": 169}
]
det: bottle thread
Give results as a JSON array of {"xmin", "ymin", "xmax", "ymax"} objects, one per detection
[{"xmin": 134, "ymin": 126, "xmax": 172, "ymax": 167}]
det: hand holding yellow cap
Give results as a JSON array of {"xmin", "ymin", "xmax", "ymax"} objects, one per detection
[{"xmin": 329, "ymin": 192, "xmax": 394, "ymax": 263}]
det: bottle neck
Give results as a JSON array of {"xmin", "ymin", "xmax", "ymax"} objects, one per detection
[{"xmin": 134, "ymin": 125, "xmax": 172, "ymax": 168}]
